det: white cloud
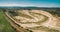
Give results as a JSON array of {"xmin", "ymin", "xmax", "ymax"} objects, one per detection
[
  {"xmin": 0, "ymin": 3, "xmax": 36, "ymax": 7},
  {"xmin": 0, "ymin": 3, "xmax": 59, "ymax": 7},
  {"xmin": 36, "ymin": 3, "xmax": 60, "ymax": 7}
]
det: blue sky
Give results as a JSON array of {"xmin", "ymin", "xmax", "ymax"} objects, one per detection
[{"xmin": 0, "ymin": 0, "xmax": 60, "ymax": 7}]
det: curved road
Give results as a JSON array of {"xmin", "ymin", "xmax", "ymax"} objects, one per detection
[{"xmin": 5, "ymin": 10, "xmax": 60, "ymax": 32}]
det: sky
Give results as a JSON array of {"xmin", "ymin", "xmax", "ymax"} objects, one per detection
[{"xmin": 0, "ymin": 0, "xmax": 60, "ymax": 7}]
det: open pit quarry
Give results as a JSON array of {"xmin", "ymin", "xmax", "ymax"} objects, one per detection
[{"xmin": 5, "ymin": 10, "xmax": 60, "ymax": 32}]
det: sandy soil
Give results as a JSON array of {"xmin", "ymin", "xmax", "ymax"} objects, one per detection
[{"xmin": 14, "ymin": 10, "xmax": 60, "ymax": 32}]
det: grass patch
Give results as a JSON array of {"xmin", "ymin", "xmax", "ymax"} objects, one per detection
[{"xmin": 0, "ymin": 10, "xmax": 15, "ymax": 32}]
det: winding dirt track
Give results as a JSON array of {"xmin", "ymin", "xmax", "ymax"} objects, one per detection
[
  {"xmin": 5, "ymin": 10, "xmax": 60, "ymax": 32},
  {"xmin": 17, "ymin": 10, "xmax": 60, "ymax": 27}
]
